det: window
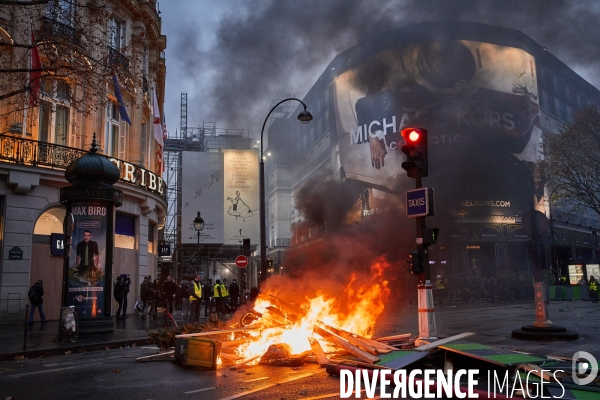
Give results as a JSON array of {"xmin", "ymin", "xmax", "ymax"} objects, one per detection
[
  {"xmin": 38, "ymin": 78, "xmax": 71, "ymax": 146},
  {"xmin": 46, "ymin": 0, "xmax": 76, "ymax": 27},
  {"xmin": 115, "ymin": 213, "xmax": 135, "ymax": 249},
  {"xmin": 540, "ymin": 89, "xmax": 550, "ymax": 111},
  {"xmin": 109, "ymin": 17, "xmax": 126, "ymax": 52},
  {"xmin": 148, "ymin": 223, "xmax": 155, "ymax": 254},
  {"xmin": 577, "ymin": 94, "xmax": 587, "ymax": 109},
  {"xmin": 105, "ymin": 103, "xmax": 123, "ymax": 157},
  {"xmin": 566, "ymin": 105, "xmax": 573, "ymax": 122},
  {"xmin": 554, "ymin": 97, "xmax": 565, "ymax": 120},
  {"xmin": 34, "ymin": 207, "xmax": 66, "ymax": 235}
]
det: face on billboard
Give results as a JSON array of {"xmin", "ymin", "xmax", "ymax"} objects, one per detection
[{"xmin": 333, "ymin": 40, "xmax": 541, "ymax": 219}]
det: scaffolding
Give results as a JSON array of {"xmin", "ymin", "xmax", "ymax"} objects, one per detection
[{"xmin": 160, "ymin": 93, "xmax": 258, "ymax": 283}]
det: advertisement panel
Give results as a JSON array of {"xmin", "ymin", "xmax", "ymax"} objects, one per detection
[
  {"xmin": 181, "ymin": 151, "xmax": 225, "ymax": 244},
  {"xmin": 181, "ymin": 150, "xmax": 259, "ymax": 245},
  {"xmin": 223, "ymin": 149, "xmax": 259, "ymax": 245},
  {"xmin": 67, "ymin": 201, "xmax": 107, "ymax": 318},
  {"xmin": 333, "ymin": 40, "xmax": 542, "ymax": 220}
]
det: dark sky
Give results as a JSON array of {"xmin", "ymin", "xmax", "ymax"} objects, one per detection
[{"xmin": 162, "ymin": 0, "xmax": 600, "ymax": 137}]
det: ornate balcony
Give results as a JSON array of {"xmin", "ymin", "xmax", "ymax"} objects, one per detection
[
  {"xmin": 108, "ymin": 46, "xmax": 130, "ymax": 72},
  {"xmin": 38, "ymin": 17, "xmax": 81, "ymax": 46},
  {"xmin": 0, "ymin": 134, "xmax": 165, "ymax": 198}
]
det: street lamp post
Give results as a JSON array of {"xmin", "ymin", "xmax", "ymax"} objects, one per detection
[
  {"xmin": 259, "ymin": 98, "xmax": 312, "ymax": 284},
  {"xmin": 193, "ymin": 211, "xmax": 204, "ymax": 275}
]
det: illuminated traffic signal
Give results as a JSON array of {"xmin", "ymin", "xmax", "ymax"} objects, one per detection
[
  {"xmin": 267, "ymin": 259, "xmax": 273, "ymax": 268},
  {"xmin": 422, "ymin": 227, "xmax": 439, "ymax": 245},
  {"xmin": 406, "ymin": 250, "xmax": 423, "ymax": 275},
  {"xmin": 400, "ymin": 127, "xmax": 428, "ymax": 178}
]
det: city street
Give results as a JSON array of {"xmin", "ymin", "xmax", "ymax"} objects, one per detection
[{"xmin": 1, "ymin": 300, "xmax": 598, "ymax": 399}]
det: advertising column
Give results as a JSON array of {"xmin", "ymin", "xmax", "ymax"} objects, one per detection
[{"xmin": 67, "ymin": 202, "xmax": 109, "ymax": 318}]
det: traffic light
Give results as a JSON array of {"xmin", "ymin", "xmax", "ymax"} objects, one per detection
[
  {"xmin": 422, "ymin": 227, "xmax": 439, "ymax": 245},
  {"xmin": 400, "ymin": 127, "xmax": 428, "ymax": 178},
  {"xmin": 267, "ymin": 259, "xmax": 273, "ymax": 268},
  {"xmin": 406, "ymin": 250, "xmax": 423, "ymax": 275},
  {"xmin": 243, "ymin": 238, "xmax": 251, "ymax": 256}
]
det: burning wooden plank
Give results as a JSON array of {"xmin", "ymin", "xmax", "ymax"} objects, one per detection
[
  {"xmin": 221, "ymin": 338, "xmax": 248, "ymax": 348},
  {"xmin": 373, "ymin": 333, "xmax": 412, "ymax": 342},
  {"xmin": 229, "ymin": 355, "xmax": 260, "ymax": 370},
  {"xmin": 413, "ymin": 332, "xmax": 475, "ymax": 352},
  {"xmin": 314, "ymin": 326, "xmax": 380, "ymax": 364},
  {"xmin": 309, "ymin": 338, "xmax": 329, "ymax": 367},
  {"xmin": 175, "ymin": 327, "xmax": 258, "ymax": 339}
]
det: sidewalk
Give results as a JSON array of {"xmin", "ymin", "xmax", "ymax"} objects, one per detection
[{"xmin": 0, "ymin": 310, "xmax": 231, "ymax": 362}]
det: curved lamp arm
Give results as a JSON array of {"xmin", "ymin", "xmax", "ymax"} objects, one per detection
[{"xmin": 260, "ymin": 97, "xmax": 311, "ymax": 159}]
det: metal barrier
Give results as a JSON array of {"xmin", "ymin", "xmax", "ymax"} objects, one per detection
[{"xmin": 547, "ymin": 285, "xmax": 590, "ymax": 300}]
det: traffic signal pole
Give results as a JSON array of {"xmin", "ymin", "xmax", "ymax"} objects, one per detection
[
  {"xmin": 400, "ymin": 127, "xmax": 437, "ymax": 339},
  {"xmin": 415, "ymin": 177, "xmax": 437, "ymax": 340}
]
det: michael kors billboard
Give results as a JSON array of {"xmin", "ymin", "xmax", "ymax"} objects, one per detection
[{"xmin": 333, "ymin": 40, "xmax": 542, "ymax": 220}]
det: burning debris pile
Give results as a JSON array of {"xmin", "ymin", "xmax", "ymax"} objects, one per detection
[{"xmin": 149, "ymin": 256, "xmax": 412, "ymax": 370}]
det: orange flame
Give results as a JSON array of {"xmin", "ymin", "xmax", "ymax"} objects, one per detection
[{"xmin": 234, "ymin": 257, "xmax": 390, "ymax": 364}]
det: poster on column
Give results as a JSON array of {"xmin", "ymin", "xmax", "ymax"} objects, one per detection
[
  {"xmin": 223, "ymin": 149, "xmax": 259, "ymax": 245},
  {"xmin": 67, "ymin": 201, "xmax": 108, "ymax": 318}
]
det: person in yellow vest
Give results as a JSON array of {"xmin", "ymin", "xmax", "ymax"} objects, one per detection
[
  {"xmin": 435, "ymin": 275, "xmax": 445, "ymax": 306},
  {"xmin": 590, "ymin": 276, "xmax": 598, "ymax": 304},
  {"xmin": 214, "ymin": 279, "xmax": 225, "ymax": 314},
  {"xmin": 560, "ymin": 276, "xmax": 567, "ymax": 285},
  {"xmin": 222, "ymin": 278, "xmax": 231, "ymax": 313},
  {"xmin": 189, "ymin": 274, "xmax": 202, "ymax": 322}
]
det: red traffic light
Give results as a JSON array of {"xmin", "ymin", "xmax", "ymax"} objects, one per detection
[
  {"xmin": 401, "ymin": 127, "xmax": 425, "ymax": 143},
  {"xmin": 400, "ymin": 127, "xmax": 428, "ymax": 178}
]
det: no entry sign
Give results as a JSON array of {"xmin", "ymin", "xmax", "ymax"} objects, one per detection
[{"xmin": 235, "ymin": 255, "xmax": 248, "ymax": 268}]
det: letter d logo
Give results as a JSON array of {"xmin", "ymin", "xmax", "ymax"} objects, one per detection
[{"xmin": 572, "ymin": 351, "xmax": 598, "ymax": 386}]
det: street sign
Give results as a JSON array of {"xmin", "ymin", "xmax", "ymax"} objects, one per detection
[
  {"xmin": 406, "ymin": 187, "xmax": 434, "ymax": 218},
  {"xmin": 235, "ymin": 255, "xmax": 248, "ymax": 268},
  {"xmin": 158, "ymin": 244, "xmax": 171, "ymax": 257}
]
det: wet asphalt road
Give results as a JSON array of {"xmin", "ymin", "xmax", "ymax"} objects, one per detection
[{"xmin": 1, "ymin": 300, "xmax": 598, "ymax": 400}]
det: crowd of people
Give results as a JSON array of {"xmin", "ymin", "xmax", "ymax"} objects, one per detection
[
  {"xmin": 433, "ymin": 271, "xmax": 600, "ymax": 305},
  {"xmin": 135, "ymin": 274, "xmax": 250, "ymax": 322}
]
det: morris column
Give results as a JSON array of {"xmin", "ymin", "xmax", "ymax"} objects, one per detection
[{"xmin": 59, "ymin": 135, "xmax": 123, "ymax": 334}]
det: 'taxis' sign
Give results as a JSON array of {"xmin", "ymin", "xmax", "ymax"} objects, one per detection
[{"xmin": 406, "ymin": 188, "xmax": 435, "ymax": 218}]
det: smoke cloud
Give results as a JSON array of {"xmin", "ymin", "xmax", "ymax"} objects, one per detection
[{"xmin": 164, "ymin": 0, "xmax": 600, "ymax": 134}]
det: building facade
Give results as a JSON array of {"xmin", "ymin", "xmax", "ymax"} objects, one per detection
[
  {"xmin": 265, "ymin": 21, "xmax": 600, "ymax": 281},
  {"xmin": 0, "ymin": 0, "xmax": 167, "ymax": 321}
]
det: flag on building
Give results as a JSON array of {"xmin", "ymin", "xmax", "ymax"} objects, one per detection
[
  {"xmin": 152, "ymin": 85, "xmax": 164, "ymax": 175},
  {"xmin": 112, "ymin": 74, "xmax": 131, "ymax": 125},
  {"xmin": 30, "ymin": 27, "xmax": 41, "ymax": 106}
]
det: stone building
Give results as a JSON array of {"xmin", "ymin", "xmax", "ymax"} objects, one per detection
[{"xmin": 0, "ymin": 0, "xmax": 167, "ymax": 321}]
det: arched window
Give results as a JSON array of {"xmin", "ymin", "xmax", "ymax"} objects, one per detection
[{"xmin": 33, "ymin": 206, "xmax": 66, "ymax": 235}]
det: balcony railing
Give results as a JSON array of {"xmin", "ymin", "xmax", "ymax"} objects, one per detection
[
  {"xmin": 38, "ymin": 17, "xmax": 81, "ymax": 46},
  {"xmin": 108, "ymin": 46, "xmax": 130, "ymax": 72},
  {"xmin": 0, "ymin": 134, "xmax": 165, "ymax": 199}
]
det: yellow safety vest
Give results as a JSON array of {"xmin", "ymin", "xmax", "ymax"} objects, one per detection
[
  {"xmin": 436, "ymin": 279, "xmax": 445, "ymax": 290},
  {"xmin": 214, "ymin": 284, "xmax": 223, "ymax": 298},
  {"xmin": 189, "ymin": 281, "xmax": 202, "ymax": 301},
  {"xmin": 222, "ymin": 285, "xmax": 229, "ymax": 297},
  {"xmin": 590, "ymin": 281, "xmax": 598, "ymax": 292}
]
